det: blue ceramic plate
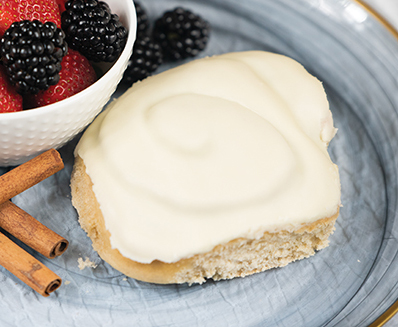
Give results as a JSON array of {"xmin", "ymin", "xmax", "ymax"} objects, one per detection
[{"xmin": 1, "ymin": 0, "xmax": 398, "ymax": 326}]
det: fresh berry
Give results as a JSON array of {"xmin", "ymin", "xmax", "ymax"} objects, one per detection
[
  {"xmin": 152, "ymin": 7, "xmax": 210, "ymax": 61},
  {"xmin": 25, "ymin": 48, "xmax": 96, "ymax": 108},
  {"xmin": 0, "ymin": 0, "xmax": 62, "ymax": 38},
  {"xmin": 61, "ymin": 0, "xmax": 128, "ymax": 62},
  {"xmin": 0, "ymin": 64, "xmax": 23, "ymax": 113},
  {"xmin": 134, "ymin": 1, "xmax": 149, "ymax": 36},
  {"xmin": 122, "ymin": 36, "xmax": 162, "ymax": 86},
  {"xmin": 56, "ymin": 0, "xmax": 68, "ymax": 13},
  {"xmin": 0, "ymin": 20, "xmax": 67, "ymax": 94}
]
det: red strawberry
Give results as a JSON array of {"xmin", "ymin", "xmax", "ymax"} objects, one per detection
[
  {"xmin": 25, "ymin": 49, "xmax": 97, "ymax": 108},
  {"xmin": 55, "ymin": 0, "xmax": 67, "ymax": 14},
  {"xmin": 0, "ymin": 0, "xmax": 61, "ymax": 38},
  {"xmin": 0, "ymin": 65, "xmax": 23, "ymax": 113}
]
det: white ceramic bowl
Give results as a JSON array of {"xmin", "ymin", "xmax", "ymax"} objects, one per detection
[{"xmin": 0, "ymin": 0, "xmax": 136, "ymax": 166}]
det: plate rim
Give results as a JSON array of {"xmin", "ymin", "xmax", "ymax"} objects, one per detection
[{"xmin": 354, "ymin": 1, "xmax": 398, "ymax": 326}]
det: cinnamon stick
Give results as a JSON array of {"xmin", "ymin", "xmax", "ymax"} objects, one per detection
[
  {"xmin": 0, "ymin": 149, "xmax": 64, "ymax": 205},
  {"xmin": 0, "ymin": 231, "xmax": 61, "ymax": 297},
  {"xmin": 0, "ymin": 201, "xmax": 68, "ymax": 258}
]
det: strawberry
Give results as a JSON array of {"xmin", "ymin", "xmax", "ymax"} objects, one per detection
[
  {"xmin": 56, "ymin": 0, "xmax": 67, "ymax": 14},
  {"xmin": 0, "ymin": 64, "xmax": 23, "ymax": 113},
  {"xmin": 0, "ymin": 0, "xmax": 61, "ymax": 38},
  {"xmin": 25, "ymin": 49, "xmax": 97, "ymax": 108}
]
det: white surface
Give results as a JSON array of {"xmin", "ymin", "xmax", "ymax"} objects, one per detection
[
  {"xmin": 0, "ymin": 0, "xmax": 136, "ymax": 167},
  {"xmin": 363, "ymin": 0, "xmax": 398, "ymax": 31}
]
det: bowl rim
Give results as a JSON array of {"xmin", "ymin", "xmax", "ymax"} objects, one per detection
[{"xmin": 0, "ymin": 0, "xmax": 137, "ymax": 121}]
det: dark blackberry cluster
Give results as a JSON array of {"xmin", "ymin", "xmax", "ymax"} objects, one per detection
[
  {"xmin": 121, "ymin": 3, "xmax": 211, "ymax": 86},
  {"xmin": 120, "ymin": 2, "xmax": 161, "ymax": 86},
  {"xmin": 61, "ymin": 0, "xmax": 127, "ymax": 62},
  {"xmin": 153, "ymin": 7, "xmax": 210, "ymax": 61},
  {"xmin": 122, "ymin": 2, "xmax": 210, "ymax": 86},
  {"xmin": 135, "ymin": 1, "xmax": 149, "ymax": 36},
  {"xmin": 0, "ymin": 20, "xmax": 67, "ymax": 94},
  {"xmin": 122, "ymin": 36, "xmax": 162, "ymax": 86}
]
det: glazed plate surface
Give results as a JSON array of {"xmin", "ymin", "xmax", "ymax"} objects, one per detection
[{"xmin": 1, "ymin": 0, "xmax": 398, "ymax": 326}]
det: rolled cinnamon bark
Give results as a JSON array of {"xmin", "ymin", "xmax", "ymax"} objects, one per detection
[
  {"xmin": 0, "ymin": 232, "xmax": 61, "ymax": 296},
  {"xmin": 0, "ymin": 201, "xmax": 68, "ymax": 258},
  {"xmin": 0, "ymin": 149, "xmax": 64, "ymax": 205}
]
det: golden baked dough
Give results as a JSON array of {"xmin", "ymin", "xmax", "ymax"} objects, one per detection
[{"xmin": 71, "ymin": 155, "xmax": 338, "ymax": 284}]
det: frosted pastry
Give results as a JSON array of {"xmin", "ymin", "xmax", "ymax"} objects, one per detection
[{"xmin": 71, "ymin": 51, "xmax": 341, "ymax": 284}]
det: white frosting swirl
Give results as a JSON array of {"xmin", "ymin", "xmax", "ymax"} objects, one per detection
[{"xmin": 76, "ymin": 51, "xmax": 340, "ymax": 263}]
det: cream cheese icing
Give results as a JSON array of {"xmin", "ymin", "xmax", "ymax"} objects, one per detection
[{"xmin": 75, "ymin": 51, "xmax": 341, "ymax": 264}]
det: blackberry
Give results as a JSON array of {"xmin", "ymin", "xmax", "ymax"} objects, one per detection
[
  {"xmin": 122, "ymin": 36, "xmax": 162, "ymax": 86},
  {"xmin": 0, "ymin": 20, "xmax": 67, "ymax": 94},
  {"xmin": 135, "ymin": 1, "xmax": 149, "ymax": 36},
  {"xmin": 152, "ymin": 7, "xmax": 210, "ymax": 61},
  {"xmin": 61, "ymin": 0, "xmax": 128, "ymax": 62}
]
